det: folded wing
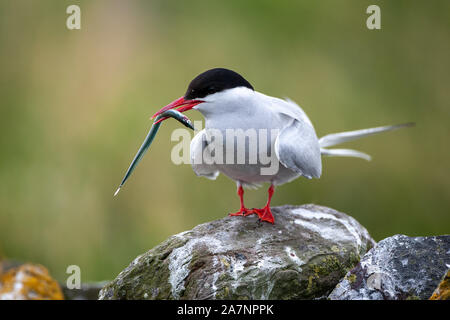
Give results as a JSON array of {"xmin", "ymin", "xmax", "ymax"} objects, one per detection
[{"xmin": 274, "ymin": 118, "xmax": 322, "ymax": 179}]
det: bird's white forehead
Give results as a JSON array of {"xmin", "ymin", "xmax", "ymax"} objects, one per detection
[
  {"xmin": 193, "ymin": 87, "xmax": 255, "ymax": 117},
  {"xmin": 197, "ymin": 86, "xmax": 255, "ymax": 103}
]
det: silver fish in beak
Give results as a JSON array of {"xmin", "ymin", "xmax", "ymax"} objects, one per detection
[{"xmin": 114, "ymin": 109, "xmax": 194, "ymax": 196}]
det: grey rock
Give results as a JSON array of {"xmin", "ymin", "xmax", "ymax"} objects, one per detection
[
  {"xmin": 328, "ymin": 234, "xmax": 450, "ymax": 300},
  {"xmin": 99, "ymin": 204, "xmax": 374, "ymax": 300},
  {"xmin": 62, "ymin": 282, "xmax": 108, "ymax": 300},
  {"xmin": 429, "ymin": 269, "xmax": 450, "ymax": 300}
]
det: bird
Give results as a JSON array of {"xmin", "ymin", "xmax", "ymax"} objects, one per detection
[{"xmin": 146, "ymin": 68, "xmax": 413, "ymax": 224}]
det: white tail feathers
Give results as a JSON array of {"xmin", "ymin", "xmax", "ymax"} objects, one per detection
[
  {"xmin": 321, "ymin": 148, "xmax": 372, "ymax": 161},
  {"xmin": 319, "ymin": 122, "xmax": 414, "ymax": 161}
]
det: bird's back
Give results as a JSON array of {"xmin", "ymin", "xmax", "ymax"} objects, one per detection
[{"xmin": 191, "ymin": 89, "xmax": 322, "ymax": 186}]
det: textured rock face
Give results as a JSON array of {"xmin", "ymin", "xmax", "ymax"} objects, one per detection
[
  {"xmin": 0, "ymin": 264, "xmax": 64, "ymax": 300},
  {"xmin": 329, "ymin": 234, "xmax": 450, "ymax": 300},
  {"xmin": 99, "ymin": 204, "xmax": 375, "ymax": 300},
  {"xmin": 429, "ymin": 270, "xmax": 450, "ymax": 300},
  {"xmin": 62, "ymin": 282, "xmax": 108, "ymax": 300}
]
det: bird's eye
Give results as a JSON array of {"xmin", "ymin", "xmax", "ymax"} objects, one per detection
[{"xmin": 207, "ymin": 86, "xmax": 216, "ymax": 94}]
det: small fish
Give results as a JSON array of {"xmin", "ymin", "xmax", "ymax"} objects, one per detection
[{"xmin": 114, "ymin": 109, "xmax": 194, "ymax": 196}]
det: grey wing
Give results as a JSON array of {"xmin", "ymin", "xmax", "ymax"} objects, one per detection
[
  {"xmin": 190, "ymin": 129, "xmax": 220, "ymax": 180},
  {"xmin": 267, "ymin": 96, "xmax": 314, "ymax": 128},
  {"xmin": 274, "ymin": 118, "xmax": 322, "ymax": 179}
]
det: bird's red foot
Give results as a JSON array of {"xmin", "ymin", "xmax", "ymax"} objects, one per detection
[
  {"xmin": 251, "ymin": 206, "xmax": 275, "ymax": 224},
  {"xmin": 229, "ymin": 207, "xmax": 255, "ymax": 217}
]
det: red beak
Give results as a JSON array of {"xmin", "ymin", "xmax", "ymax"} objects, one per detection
[{"xmin": 151, "ymin": 96, "xmax": 203, "ymax": 124}]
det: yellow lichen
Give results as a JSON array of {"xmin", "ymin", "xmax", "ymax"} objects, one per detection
[
  {"xmin": 313, "ymin": 265, "xmax": 321, "ymax": 275},
  {"xmin": 308, "ymin": 275, "xmax": 314, "ymax": 290},
  {"xmin": 220, "ymin": 257, "xmax": 230, "ymax": 269},
  {"xmin": 347, "ymin": 274, "xmax": 357, "ymax": 283},
  {"xmin": 331, "ymin": 246, "xmax": 340, "ymax": 253},
  {"xmin": 429, "ymin": 270, "xmax": 450, "ymax": 300},
  {"xmin": 0, "ymin": 264, "xmax": 64, "ymax": 300}
]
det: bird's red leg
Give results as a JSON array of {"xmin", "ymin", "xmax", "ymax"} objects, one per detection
[
  {"xmin": 229, "ymin": 185, "xmax": 254, "ymax": 217},
  {"xmin": 252, "ymin": 184, "xmax": 275, "ymax": 224}
]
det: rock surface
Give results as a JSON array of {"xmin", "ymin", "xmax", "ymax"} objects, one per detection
[
  {"xmin": 62, "ymin": 282, "xmax": 108, "ymax": 300},
  {"xmin": 429, "ymin": 270, "xmax": 450, "ymax": 300},
  {"xmin": 99, "ymin": 204, "xmax": 375, "ymax": 300},
  {"xmin": 0, "ymin": 263, "xmax": 64, "ymax": 300},
  {"xmin": 328, "ymin": 234, "xmax": 450, "ymax": 300}
]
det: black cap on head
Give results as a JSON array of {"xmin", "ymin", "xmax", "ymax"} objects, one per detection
[{"xmin": 184, "ymin": 68, "xmax": 254, "ymax": 100}]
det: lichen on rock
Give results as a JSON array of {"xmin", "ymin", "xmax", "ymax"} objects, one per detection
[
  {"xmin": 0, "ymin": 263, "xmax": 63, "ymax": 300},
  {"xmin": 99, "ymin": 204, "xmax": 375, "ymax": 300},
  {"xmin": 429, "ymin": 269, "xmax": 450, "ymax": 300}
]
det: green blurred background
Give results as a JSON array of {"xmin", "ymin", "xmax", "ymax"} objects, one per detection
[{"xmin": 0, "ymin": 0, "xmax": 449, "ymax": 282}]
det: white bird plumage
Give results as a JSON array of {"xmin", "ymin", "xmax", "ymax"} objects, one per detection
[
  {"xmin": 190, "ymin": 87, "xmax": 411, "ymax": 190},
  {"xmin": 127, "ymin": 67, "xmax": 413, "ymax": 224}
]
